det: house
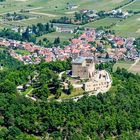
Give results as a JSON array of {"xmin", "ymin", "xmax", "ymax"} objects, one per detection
[
  {"xmin": 67, "ymin": 4, "xmax": 78, "ymax": 10},
  {"xmin": 56, "ymin": 27, "xmax": 74, "ymax": 33}
]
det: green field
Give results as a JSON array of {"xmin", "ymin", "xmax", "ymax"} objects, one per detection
[
  {"xmin": 0, "ymin": 0, "xmax": 139, "ymax": 39},
  {"xmin": 37, "ymin": 32, "xmax": 74, "ymax": 42},
  {"xmin": 48, "ymin": 88, "xmax": 84, "ymax": 100},
  {"xmin": 2, "ymin": 0, "xmax": 130, "ymax": 13},
  {"xmin": 15, "ymin": 49, "xmax": 30, "ymax": 55}
]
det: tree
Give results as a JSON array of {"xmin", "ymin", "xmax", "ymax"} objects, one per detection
[
  {"xmin": 32, "ymin": 84, "xmax": 50, "ymax": 100},
  {"xmin": 67, "ymin": 82, "xmax": 73, "ymax": 94},
  {"xmin": 0, "ymin": 80, "xmax": 17, "ymax": 94},
  {"xmin": 62, "ymin": 72, "xmax": 67, "ymax": 82},
  {"xmin": 54, "ymin": 37, "xmax": 60, "ymax": 44},
  {"xmin": 55, "ymin": 88, "xmax": 62, "ymax": 99}
]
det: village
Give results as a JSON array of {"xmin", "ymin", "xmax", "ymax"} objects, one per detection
[
  {"xmin": 0, "ymin": 27, "xmax": 138, "ymax": 65},
  {"xmin": 1, "ymin": 26, "xmax": 138, "ymax": 101}
]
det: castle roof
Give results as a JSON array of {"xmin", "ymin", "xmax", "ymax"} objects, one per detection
[
  {"xmin": 72, "ymin": 57, "xmax": 85, "ymax": 64},
  {"xmin": 72, "ymin": 57, "xmax": 94, "ymax": 64}
]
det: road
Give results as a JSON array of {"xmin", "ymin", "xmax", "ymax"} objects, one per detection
[{"xmin": 29, "ymin": 11, "xmax": 58, "ymax": 17}]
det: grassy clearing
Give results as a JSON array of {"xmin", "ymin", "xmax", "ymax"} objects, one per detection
[
  {"xmin": 15, "ymin": 49, "xmax": 30, "ymax": 55},
  {"xmin": 48, "ymin": 88, "xmax": 84, "ymax": 100},
  {"xmin": 59, "ymin": 88, "xmax": 84, "ymax": 99},
  {"xmin": 0, "ymin": 46, "xmax": 7, "ymax": 51},
  {"xmin": 113, "ymin": 60, "xmax": 134, "ymax": 72}
]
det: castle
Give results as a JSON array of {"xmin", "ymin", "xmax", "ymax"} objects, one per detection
[
  {"xmin": 72, "ymin": 57, "xmax": 112, "ymax": 92},
  {"xmin": 72, "ymin": 57, "xmax": 95, "ymax": 79}
]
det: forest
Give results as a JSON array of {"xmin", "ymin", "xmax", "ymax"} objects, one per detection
[{"xmin": 0, "ymin": 52, "xmax": 140, "ymax": 140}]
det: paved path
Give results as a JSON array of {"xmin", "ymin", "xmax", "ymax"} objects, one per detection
[
  {"xmin": 25, "ymin": 88, "xmax": 37, "ymax": 101},
  {"xmin": 58, "ymin": 71, "xmax": 65, "ymax": 80}
]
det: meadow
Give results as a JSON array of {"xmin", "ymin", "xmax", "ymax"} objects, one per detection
[{"xmin": 37, "ymin": 32, "xmax": 74, "ymax": 42}]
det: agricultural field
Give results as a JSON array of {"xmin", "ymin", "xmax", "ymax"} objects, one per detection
[
  {"xmin": 32, "ymin": 0, "xmax": 131, "ymax": 14},
  {"xmin": 0, "ymin": 0, "xmax": 139, "ymax": 39},
  {"xmin": 113, "ymin": 60, "xmax": 140, "ymax": 75},
  {"xmin": 129, "ymin": 60, "xmax": 140, "ymax": 74},
  {"xmin": 111, "ymin": 14, "xmax": 140, "ymax": 38},
  {"xmin": 6, "ymin": 16, "xmax": 54, "ymax": 27},
  {"xmin": 122, "ymin": 0, "xmax": 140, "ymax": 12},
  {"xmin": 0, "ymin": 0, "xmax": 133, "ymax": 27},
  {"xmin": 84, "ymin": 17, "xmax": 122, "ymax": 28},
  {"xmin": 113, "ymin": 60, "xmax": 134, "ymax": 72}
]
